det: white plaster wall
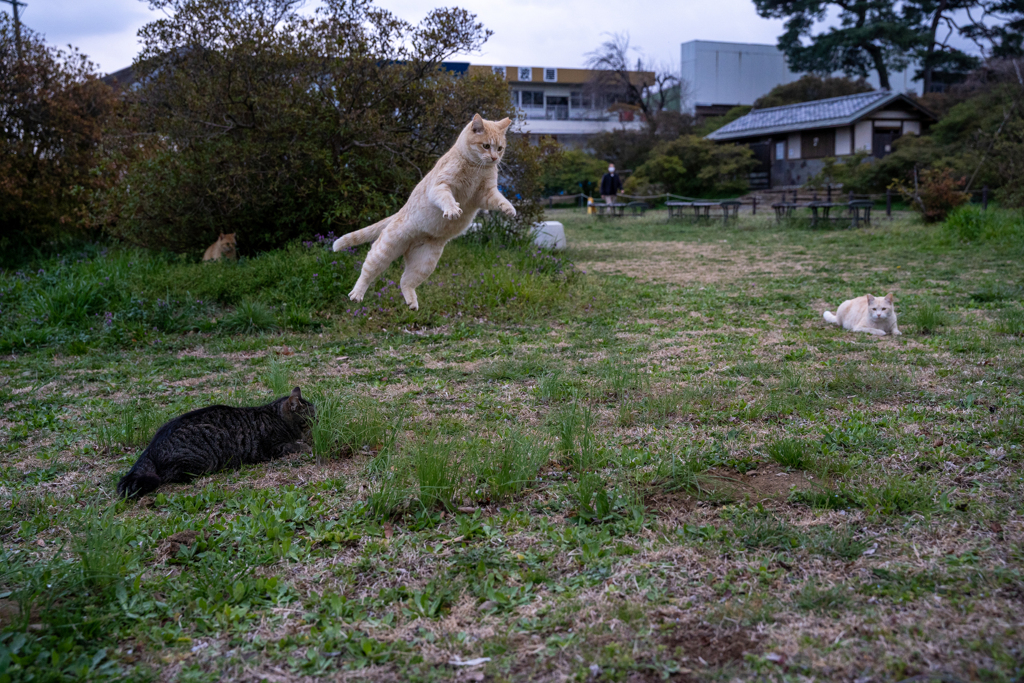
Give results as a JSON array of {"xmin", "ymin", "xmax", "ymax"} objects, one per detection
[
  {"xmin": 787, "ymin": 132, "xmax": 801, "ymax": 159},
  {"xmin": 835, "ymin": 126, "xmax": 852, "ymax": 155},
  {"xmin": 903, "ymin": 120, "xmax": 921, "ymax": 136},
  {"xmin": 854, "ymin": 121, "xmax": 873, "ymax": 152}
]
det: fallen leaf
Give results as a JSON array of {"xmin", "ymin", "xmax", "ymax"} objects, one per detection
[
  {"xmin": 932, "ymin": 438, "xmax": 944, "ymax": 448},
  {"xmin": 457, "ymin": 506, "xmax": 478, "ymax": 514},
  {"xmin": 448, "ymin": 656, "xmax": 491, "ymax": 667},
  {"xmin": 383, "ymin": 522, "xmax": 393, "ymax": 540},
  {"xmin": 34, "ymin": 539, "xmax": 44, "ymax": 548},
  {"xmin": 988, "ymin": 521, "xmax": 1003, "ymax": 533}
]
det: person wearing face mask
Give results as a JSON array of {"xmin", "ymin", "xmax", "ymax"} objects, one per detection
[{"xmin": 600, "ymin": 164, "xmax": 623, "ymax": 205}]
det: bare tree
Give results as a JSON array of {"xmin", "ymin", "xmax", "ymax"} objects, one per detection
[{"xmin": 584, "ymin": 33, "xmax": 684, "ymax": 134}]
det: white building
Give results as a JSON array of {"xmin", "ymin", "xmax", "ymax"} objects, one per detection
[
  {"xmin": 680, "ymin": 40, "xmax": 923, "ymax": 117},
  {"xmin": 467, "ymin": 64, "xmax": 654, "ymax": 147}
]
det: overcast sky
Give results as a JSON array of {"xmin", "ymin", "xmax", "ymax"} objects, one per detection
[{"xmin": 15, "ymin": 0, "xmax": 795, "ymax": 74}]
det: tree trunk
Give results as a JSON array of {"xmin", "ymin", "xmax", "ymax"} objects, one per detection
[
  {"xmin": 922, "ymin": 0, "xmax": 950, "ymax": 94},
  {"xmin": 866, "ymin": 45, "xmax": 891, "ymax": 90}
]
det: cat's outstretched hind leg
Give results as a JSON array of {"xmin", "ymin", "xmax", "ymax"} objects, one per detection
[
  {"xmin": 349, "ymin": 228, "xmax": 407, "ymax": 302},
  {"xmin": 400, "ymin": 241, "xmax": 445, "ymax": 311}
]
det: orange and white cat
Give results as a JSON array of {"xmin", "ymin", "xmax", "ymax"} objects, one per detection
[
  {"xmin": 332, "ymin": 114, "xmax": 515, "ymax": 310},
  {"xmin": 203, "ymin": 233, "xmax": 237, "ymax": 261},
  {"xmin": 823, "ymin": 293, "xmax": 901, "ymax": 336}
]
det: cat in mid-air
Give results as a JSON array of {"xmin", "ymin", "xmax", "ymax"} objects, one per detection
[
  {"xmin": 332, "ymin": 114, "xmax": 516, "ymax": 311},
  {"xmin": 116, "ymin": 388, "xmax": 315, "ymax": 499},
  {"xmin": 203, "ymin": 233, "xmax": 237, "ymax": 261},
  {"xmin": 823, "ymin": 293, "xmax": 901, "ymax": 336}
]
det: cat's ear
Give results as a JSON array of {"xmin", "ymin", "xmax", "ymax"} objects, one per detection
[
  {"xmin": 285, "ymin": 387, "xmax": 302, "ymax": 412},
  {"xmin": 497, "ymin": 117, "xmax": 512, "ymax": 130},
  {"xmin": 219, "ymin": 233, "xmax": 224, "ymax": 239},
  {"xmin": 471, "ymin": 113, "xmax": 484, "ymax": 133},
  {"xmin": 866, "ymin": 294, "xmax": 874, "ymax": 304},
  {"xmin": 884, "ymin": 292, "xmax": 894, "ymax": 303}
]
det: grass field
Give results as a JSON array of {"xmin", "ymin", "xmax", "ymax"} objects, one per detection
[{"xmin": 1, "ymin": 206, "xmax": 1023, "ymax": 682}]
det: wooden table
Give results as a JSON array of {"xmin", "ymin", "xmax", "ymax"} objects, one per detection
[
  {"xmin": 667, "ymin": 201, "xmax": 737, "ymax": 224},
  {"xmin": 595, "ymin": 203, "xmax": 626, "ymax": 218},
  {"xmin": 849, "ymin": 200, "xmax": 874, "ymax": 227}
]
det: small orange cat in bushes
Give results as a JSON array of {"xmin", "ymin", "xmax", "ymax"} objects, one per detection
[
  {"xmin": 203, "ymin": 233, "xmax": 237, "ymax": 262},
  {"xmin": 823, "ymin": 293, "xmax": 901, "ymax": 336}
]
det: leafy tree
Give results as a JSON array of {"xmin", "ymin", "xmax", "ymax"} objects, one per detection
[
  {"xmin": 99, "ymin": 0, "xmax": 536, "ymax": 254},
  {"xmin": 753, "ymin": 74, "xmax": 873, "ymax": 108},
  {"xmin": 753, "ymin": 0, "xmax": 922, "ymax": 90},
  {"xmin": 961, "ymin": 0, "xmax": 1024, "ymax": 57},
  {"xmin": 0, "ymin": 16, "xmax": 117, "ymax": 250},
  {"xmin": 622, "ymin": 136, "xmax": 756, "ymax": 198},
  {"xmin": 537, "ymin": 148, "xmax": 607, "ymax": 197},
  {"xmin": 912, "ymin": 0, "xmax": 981, "ymax": 93}
]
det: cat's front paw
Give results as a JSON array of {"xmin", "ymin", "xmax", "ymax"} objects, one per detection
[
  {"xmin": 443, "ymin": 204, "xmax": 463, "ymax": 220},
  {"xmin": 501, "ymin": 202, "xmax": 517, "ymax": 218},
  {"xmin": 891, "ymin": 328, "xmax": 902, "ymax": 336},
  {"xmin": 348, "ymin": 289, "xmax": 365, "ymax": 302}
]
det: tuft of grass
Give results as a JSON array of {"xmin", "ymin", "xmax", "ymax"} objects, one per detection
[
  {"xmin": 906, "ymin": 300, "xmax": 947, "ymax": 334},
  {"xmin": 970, "ymin": 282, "xmax": 1022, "ymax": 303},
  {"xmin": 473, "ymin": 430, "xmax": 549, "ymax": 503},
  {"xmin": 536, "ymin": 370, "xmax": 578, "ymax": 403},
  {"xmin": 263, "ymin": 357, "xmax": 293, "ymax": 396},
  {"xmin": 483, "ymin": 352, "xmax": 550, "ymax": 381},
  {"xmin": 861, "ymin": 476, "xmax": 937, "ymax": 517},
  {"xmin": 556, "ymin": 402, "xmax": 604, "ymax": 472},
  {"xmin": 808, "ymin": 526, "xmax": 869, "ymax": 560},
  {"xmin": 996, "ymin": 306, "xmax": 1024, "ymax": 336},
  {"xmin": 796, "ymin": 581, "xmax": 851, "ymax": 613},
  {"xmin": 220, "ymin": 300, "xmax": 278, "ymax": 334},
  {"xmin": 789, "ymin": 485, "xmax": 862, "ymax": 510},
  {"xmin": 825, "ymin": 364, "xmax": 910, "ymax": 400},
  {"xmin": 598, "ymin": 358, "xmax": 649, "ymax": 399},
  {"xmin": 410, "ymin": 437, "xmax": 463, "ymax": 511},
  {"xmin": 97, "ymin": 402, "xmax": 165, "ymax": 450},
  {"xmin": 766, "ymin": 438, "xmax": 808, "ymax": 469}
]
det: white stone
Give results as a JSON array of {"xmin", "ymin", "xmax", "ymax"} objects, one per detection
[{"xmin": 531, "ymin": 221, "xmax": 566, "ymax": 250}]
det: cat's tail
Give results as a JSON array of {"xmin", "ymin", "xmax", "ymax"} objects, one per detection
[
  {"xmin": 823, "ymin": 311, "xmax": 839, "ymax": 325},
  {"xmin": 332, "ymin": 216, "xmax": 393, "ymax": 252},
  {"xmin": 117, "ymin": 452, "xmax": 161, "ymax": 499}
]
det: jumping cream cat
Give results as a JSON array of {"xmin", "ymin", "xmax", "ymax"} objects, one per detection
[
  {"xmin": 823, "ymin": 293, "xmax": 901, "ymax": 336},
  {"xmin": 332, "ymin": 114, "xmax": 515, "ymax": 310}
]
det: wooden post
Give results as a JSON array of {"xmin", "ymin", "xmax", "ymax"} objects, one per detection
[
  {"xmin": 827, "ymin": 184, "xmax": 832, "ymax": 202},
  {"xmin": 752, "ymin": 195, "xmax": 757, "ymax": 215},
  {"xmin": 813, "ymin": 191, "xmax": 818, "ymax": 202},
  {"xmin": 886, "ymin": 188, "xmax": 892, "ymax": 218},
  {"xmin": 849, "ymin": 190, "xmax": 854, "ymax": 203},
  {"xmin": 983, "ymin": 185, "xmax": 989, "ymax": 211},
  {"xmin": 792, "ymin": 189, "xmax": 798, "ymax": 203}
]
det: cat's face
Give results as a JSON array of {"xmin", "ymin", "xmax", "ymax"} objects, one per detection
[
  {"xmin": 463, "ymin": 114, "xmax": 511, "ymax": 166},
  {"xmin": 279, "ymin": 387, "xmax": 316, "ymax": 435},
  {"xmin": 219, "ymin": 233, "xmax": 237, "ymax": 254},
  {"xmin": 866, "ymin": 293, "xmax": 895, "ymax": 322}
]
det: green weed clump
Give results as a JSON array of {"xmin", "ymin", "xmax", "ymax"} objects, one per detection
[
  {"xmin": 996, "ymin": 307, "xmax": 1024, "ymax": 336},
  {"xmin": 906, "ymin": 300, "xmax": 947, "ymax": 334},
  {"xmin": 945, "ymin": 205, "xmax": 1024, "ymax": 244},
  {"xmin": 766, "ymin": 438, "xmax": 808, "ymax": 469}
]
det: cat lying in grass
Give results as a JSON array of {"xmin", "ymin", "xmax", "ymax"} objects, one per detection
[
  {"xmin": 332, "ymin": 114, "xmax": 516, "ymax": 311},
  {"xmin": 823, "ymin": 293, "xmax": 901, "ymax": 336},
  {"xmin": 117, "ymin": 388, "xmax": 315, "ymax": 499}
]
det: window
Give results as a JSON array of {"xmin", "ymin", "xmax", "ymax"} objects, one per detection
[
  {"xmin": 519, "ymin": 91, "xmax": 544, "ymax": 108},
  {"xmin": 544, "ymin": 68, "xmax": 557, "ymax": 82},
  {"xmin": 517, "ymin": 67, "xmax": 532, "ymax": 81},
  {"xmin": 775, "ymin": 141, "xmax": 785, "ymax": 161},
  {"xmin": 570, "ymin": 91, "xmax": 582, "ymax": 108},
  {"xmin": 492, "ymin": 66, "xmax": 505, "ymax": 78}
]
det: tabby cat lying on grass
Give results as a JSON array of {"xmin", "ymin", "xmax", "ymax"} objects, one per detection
[{"xmin": 117, "ymin": 388, "xmax": 315, "ymax": 498}]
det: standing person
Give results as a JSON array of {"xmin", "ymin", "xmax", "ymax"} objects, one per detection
[{"xmin": 600, "ymin": 164, "xmax": 623, "ymax": 205}]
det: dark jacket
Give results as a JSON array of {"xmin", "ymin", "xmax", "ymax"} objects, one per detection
[{"xmin": 600, "ymin": 172, "xmax": 623, "ymax": 196}]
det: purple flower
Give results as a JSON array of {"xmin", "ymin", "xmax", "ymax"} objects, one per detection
[{"xmin": 313, "ymin": 273, "xmax": 318, "ymax": 278}]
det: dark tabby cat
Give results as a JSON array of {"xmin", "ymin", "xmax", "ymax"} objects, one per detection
[{"xmin": 117, "ymin": 387, "xmax": 316, "ymax": 499}]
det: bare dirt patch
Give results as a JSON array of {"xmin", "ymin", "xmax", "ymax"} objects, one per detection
[{"xmin": 574, "ymin": 241, "xmax": 820, "ymax": 286}]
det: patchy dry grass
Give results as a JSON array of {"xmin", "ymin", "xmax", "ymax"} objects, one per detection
[{"xmin": 1, "ymin": 209, "xmax": 1023, "ymax": 682}]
